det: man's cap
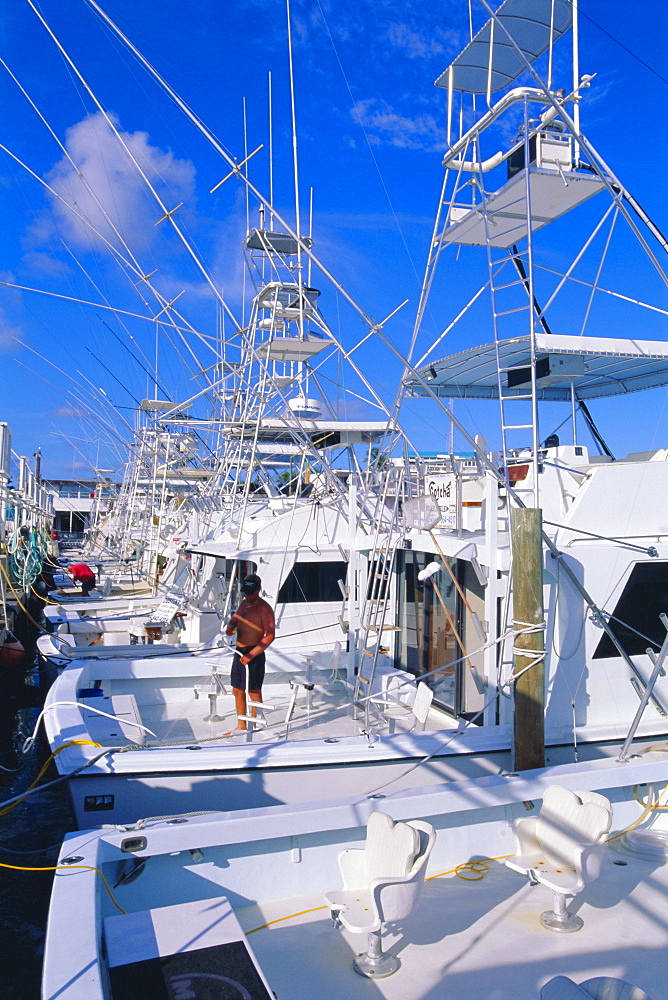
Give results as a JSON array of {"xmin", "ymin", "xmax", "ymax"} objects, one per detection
[{"xmin": 240, "ymin": 573, "xmax": 261, "ymax": 595}]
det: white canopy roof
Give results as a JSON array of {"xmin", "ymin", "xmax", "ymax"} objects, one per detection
[
  {"xmin": 435, "ymin": 0, "xmax": 572, "ymax": 94},
  {"xmin": 405, "ymin": 334, "xmax": 668, "ymax": 401}
]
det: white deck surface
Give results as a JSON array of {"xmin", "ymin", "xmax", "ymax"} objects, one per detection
[
  {"xmin": 137, "ymin": 681, "xmax": 447, "ymax": 745},
  {"xmin": 113, "ymin": 683, "xmax": 668, "ymax": 760},
  {"xmin": 236, "ymin": 849, "xmax": 667, "ymax": 999},
  {"xmin": 42, "ymin": 756, "xmax": 668, "ymax": 1000}
]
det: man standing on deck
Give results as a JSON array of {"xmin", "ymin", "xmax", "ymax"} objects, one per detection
[{"xmin": 225, "ymin": 574, "xmax": 275, "ymax": 733}]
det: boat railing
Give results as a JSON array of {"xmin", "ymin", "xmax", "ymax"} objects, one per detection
[
  {"xmin": 618, "ymin": 614, "xmax": 668, "ymax": 761},
  {"xmin": 57, "ymin": 531, "xmax": 87, "ymax": 543}
]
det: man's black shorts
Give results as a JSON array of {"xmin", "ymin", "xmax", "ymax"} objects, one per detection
[{"xmin": 231, "ymin": 645, "xmax": 265, "ymax": 691}]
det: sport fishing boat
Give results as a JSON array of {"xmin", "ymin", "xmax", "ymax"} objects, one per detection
[
  {"xmin": 40, "ymin": 0, "xmax": 668, "ymax": 830},
  {"xmin": 41, "ymin": 748, "xmax": 668, "ymax": 999},
  {"xmin": 39, "ymin": 239, "xmax": 445, "ymax": 825},
  {"xmin": 36, "ymin": 418, "xmax": 243, "ymax": 674}
]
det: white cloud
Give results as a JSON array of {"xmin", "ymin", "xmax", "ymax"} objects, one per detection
[
  {"xmin": 209, "ymin": 188, "xmax": 259, "ymax": 308},
  {"xmin": 50, "ymin": 405, "xmax": 86, "ymax": 419},
  {"xmin": 351, "ymin": 98, "xmax": 443, "ymax": 151},
  {"xmin": 0, "ymin": 306, "xmax": 23, "ymax": 353},
  {"xmin": 41, "ymin": 111, "xmax": 196, "ymax": 257},
  {"xmin": 385, "ymin": 22, "xmax": 447, "ymax": 60},
  {"xmin": 20, "ymin": 250, "xmax": 71, "ymax": 278}
]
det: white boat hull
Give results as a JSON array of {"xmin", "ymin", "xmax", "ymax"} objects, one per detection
[{"xmin": 42, "ymin": 752, "xmax": 668, "ymax": 1000}]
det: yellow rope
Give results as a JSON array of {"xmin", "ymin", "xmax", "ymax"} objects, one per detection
[
  {"xmin": 633, "ymin": 781, "xmax": 668, "ymax": 810},
  {"xmin": 30, "ymin": 583, "xmax": 61, "ymax": 606},
  {"xmin": 0, "ymin": 861, "xmax": 125, "ymax": 913},
  {"xmin": 0, "ymin": 739, "xmax": 101, "ymax": 817},
  {"xmin": 0, "ymin": 553, "xmax": 32, "ymax": 616},
  {"xmin": 246, "ymin": 905, "xmax": 328, "ymax": 935},
  {"xmin": 426, "ymin": 854, "xmax": 512, "ymax": 882}
]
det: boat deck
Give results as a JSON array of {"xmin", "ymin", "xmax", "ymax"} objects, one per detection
[
  {"xmin": 137, "ymin": 679, "xmax": 455, "ymax": 745},
  {"xmin": 42, "ymin": 755, "xmax": 668, "ymax": 1000},
  {"xmin": 236, "ymin": 847, "xmax": 668, "ymax": 999}
]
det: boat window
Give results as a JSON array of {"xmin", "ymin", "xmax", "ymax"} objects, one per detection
[
  {"xmin": 171, "ymin": 557, "xmax": 191, "ymax": 592},
  {"xmin": 198, "ymin": 558, "xmax": 259, "ymax": 612},
  {"xmin": 277, "ymin": 561, "xmax": 347, "ymax": 603},
  {"xmin": 593, "ymin": 562, "xmax": 668, "ymax": 659},
  {"xmin": 225, "ymin": 559, "xmax": 258, "ymax": 607}
]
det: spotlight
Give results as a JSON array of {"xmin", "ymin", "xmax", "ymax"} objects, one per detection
[{"xmin": 427, "ymin": 366, "xmax": 437, "ymax": 380}]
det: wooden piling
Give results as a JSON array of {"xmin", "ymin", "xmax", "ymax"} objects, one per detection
[{"xmin": 510, "ymin": 506, "xmax": 545, "ymax": 770}]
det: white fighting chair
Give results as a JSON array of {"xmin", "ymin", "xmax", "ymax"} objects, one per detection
[
  {"xmin": 300, "ymin": 640, "xmax": 343, "ymax": 694},
  {"xmin": 372, "ymin": 679, "xmax": 433, "ymax": 734},
  {"xmin": 324, "ymin": 811, "xmax": 436, "ymax": 978},
  {"xmin": 193, "ymin": 670, "xmax": 228, "ymax": 722},
  {"xmin": 506, "ymin": 785, "xmax": 612, "ymax": 932},
  {"xmin": 541, "ymin": 975, "xmax": 651, "ymax": 1000},
  {"xmin": 286, "ymin": 642, "xmax": 343, "ymax": 738}
]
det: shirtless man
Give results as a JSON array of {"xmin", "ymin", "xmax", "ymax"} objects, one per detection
[{"xmin": 225, "ymin": 574, "xmax": 275, "ymax": 732}]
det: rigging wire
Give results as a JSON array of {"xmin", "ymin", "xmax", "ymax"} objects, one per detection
[{"xmin": 575, "ymin": 5, "xmax": 668, "ymax": 88}]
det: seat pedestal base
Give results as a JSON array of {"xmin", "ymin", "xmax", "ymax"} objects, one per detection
[
  {"xmin": 353, "ymin": 930, "xmax": 400, "ymax": 978},
  {"xmin": 353, "ymin": 953, "xmax": 400, "ymax": 979},
  {"xmin": 540, "ymin": 909, "xmax": 583, "ymax": 933}
]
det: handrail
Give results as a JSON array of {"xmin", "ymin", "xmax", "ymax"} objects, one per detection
[
  {"xmin": 443, "ymin": 76, "xmax": 594, "ymax": 172},
  {"xmin": 618, "ymin": 614, "xmax": 668, "ymax": 761},
  {"xmin": 442, "ymin": 87, "xmax": 547, "ymax": 167}
]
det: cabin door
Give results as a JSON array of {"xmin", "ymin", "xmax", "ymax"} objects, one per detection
[
  {"xmin": 395, "ymin": 550, "xmax": 460, "ymax": 714},
  {"xmin": 395, "ymin": 552, "xmax": 486, "ymax": 719}
]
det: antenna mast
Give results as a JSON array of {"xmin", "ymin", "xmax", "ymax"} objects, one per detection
[
  {"xmin": 285, "ymin": 0, "xmax": 303, "ymax": 293},
  {"xmin": 243, "ymin": 96, "xmax": 250, "ymax": 233},
  {"xmin": 268, "ymin": 71, "xmax": 274, "ymax": 228},
  {"xmin": 572, "ymin": 0, "xmax": 581, "ymax": 165},
  {"xmin": 308, "ymin": 186, "xmax": 313, "ymax": 287}
]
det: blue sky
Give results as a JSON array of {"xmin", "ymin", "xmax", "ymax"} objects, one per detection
[{"xmin": 1, "ymin": 0, "xmax": 667, "ymax": 480}]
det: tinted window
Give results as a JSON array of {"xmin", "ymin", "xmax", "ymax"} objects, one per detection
[
  {"xmin": 277, "ymin": 561, "xmax": 347, "ymax": 603},
  {"xmin": 593, "ymin": 562, "xmax": 668, "ymax": 658}
]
